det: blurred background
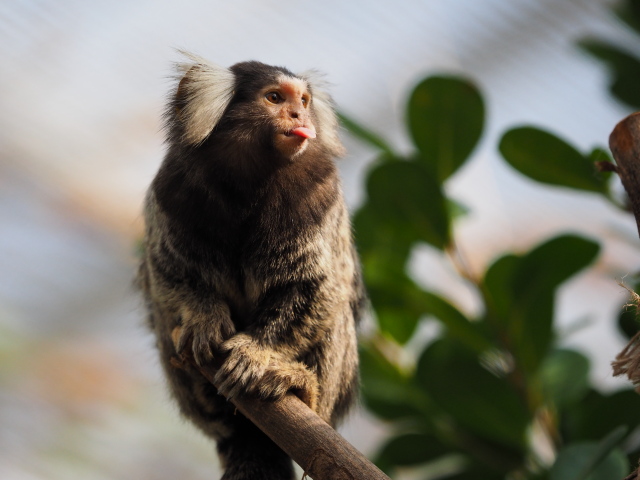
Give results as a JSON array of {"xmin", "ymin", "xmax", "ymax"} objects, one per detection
[{"xmin": 1, "ymin": 0, "xmax": 640, "ymax": 478}]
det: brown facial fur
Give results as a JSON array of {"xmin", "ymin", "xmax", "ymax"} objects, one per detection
[
  {"xmin": 137, "ymin": 54, "xmax": 366, "ymax": 480},
  {"xmin": 263, "ymin": 75, "xmax": 316, "ymax": 158}
]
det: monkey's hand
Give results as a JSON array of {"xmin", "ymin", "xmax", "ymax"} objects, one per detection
[
  {"xmin": 215, "ymin": 333, "xmax": 319, "ymax": 411},
  {"xmin": 171, "ymin": 305, "xmax": 236, "ymax": 366}
]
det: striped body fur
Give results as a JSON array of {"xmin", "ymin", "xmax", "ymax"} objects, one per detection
[{"xmin": 137, "ymin": 53, "xmax": 365, "ymax": 480}]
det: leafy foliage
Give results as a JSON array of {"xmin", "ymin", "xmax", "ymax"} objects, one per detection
[
  {"xmin": 579, "ymin": 0, "xmax": 640, "ymax": 109},
  {"xmin": 343, "ymin": 74, "xmax": 639, "ymax": 479},
  {"xmin": 499, "ymin": 127, "xmax": 611, "ymax": 197},
  {"xmin": 408, "ymin": 76, "xmax": 485, "ymax": 183}
]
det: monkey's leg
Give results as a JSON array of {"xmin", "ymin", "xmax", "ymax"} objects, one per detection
[{"xmin": 217, "ymin": 413, "xmax": 295, "ymax": 480}]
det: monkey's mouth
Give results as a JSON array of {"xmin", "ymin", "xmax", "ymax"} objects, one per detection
[{"xmin": 284, "ymin": 127, "xmax": 316, "ymax": 139}]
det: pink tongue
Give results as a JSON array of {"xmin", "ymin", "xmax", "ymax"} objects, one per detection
[{"xmin": 290, "ymin": 127, "xmax": 316, "ymax": 139}]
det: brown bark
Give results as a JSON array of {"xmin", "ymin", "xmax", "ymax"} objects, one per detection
[
  {"xmin": 178, "ymin": 354, "xmax": 391, "ymax": 480},
  {"xmin": 609, "ymin": 114, "xmax": 640, "ymax": 387},
  {"xmin": 609, "ymin": 113, "xmax": 640, "ymax": 237},
  {"xmin": 609, "ymin": 113, "xmax": 640, "ymax": 480}
]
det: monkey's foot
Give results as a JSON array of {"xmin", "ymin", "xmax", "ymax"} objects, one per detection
[{"xmin": 215, "ymin": 334, "xmax": 319, "ymax": 411}]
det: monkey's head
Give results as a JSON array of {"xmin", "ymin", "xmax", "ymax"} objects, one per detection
[{"xmin": 168, "ymin": 52, "xmax": 344, "ymax": 162}]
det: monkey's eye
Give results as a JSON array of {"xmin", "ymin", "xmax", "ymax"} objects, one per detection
[
  {"xmin": 265, "ymin": 92, "xmax": 283, "ymax": 104},
  {"xmin": 301, "ymin": 96, "xmax": 309, "ymax": 106}
]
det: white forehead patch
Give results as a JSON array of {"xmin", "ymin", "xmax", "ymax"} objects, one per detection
[{"xmin": 277, "ymin": 74, "xmax": 309, "ymax": 93}]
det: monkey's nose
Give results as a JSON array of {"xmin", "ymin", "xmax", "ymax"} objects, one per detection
[{"xmin": 290, "ymin": 111, "xmax": 300, "ymax": 119}]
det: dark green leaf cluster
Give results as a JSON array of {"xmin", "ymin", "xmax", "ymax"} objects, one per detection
[
  {"xmin": 344, "ymin": 74, "xmax": 638, "ymax": 479},
  {"xmin": 579, "ymin": 0, "xmax": 640, "ymax": 109}
]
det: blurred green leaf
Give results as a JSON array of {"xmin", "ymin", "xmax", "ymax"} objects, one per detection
[
  {"xmin": 618, "ymin": 306, "xmax": 640, "ymax": 340},
  {"xmin": 338, "ymin": 112, "xmax": 396, "ymax": 156},
  {"xmin": 360, "ymin": 343, "xmax": 430, "ymax": 420},
  {"xmin": 444, "ymin": 467, "xmax": 509, "ymax": 480},
  {"xmin": 373, "ymin": 297, "xmax": 422, "ymax": 344},
  {"xmin": 513, "ymin": 235, "xmax": 599, "ymax": 373},
  {"xmin": 550, "ymin": 428, "xmax": 628, "ymax": 480},
  {"xmin": 362, "ymin": 260, "xmax": 427, "ymax": 343},
  {"xmin": 447, "ymin": 198, "xmax": 471, "ymax": 220},
  {"xmin": 587, "ymin": 147, "xmax": 616, "ymax": 193},
  {"xmin": 563, "ymin": 389, "xmax": 640, "ymax": 442},
  {"xmin": 366, "ymin": 161, "xmax": 450, "ymax": 250},
  {"xmin": 483, "ymin": 254, "xmax": 520, "ymax": 325},
  {"xmin": 579, "ymin": 39, "xmax": 640, "ymax": 109},
  {"xmin": 408, "ymin": 76, "xmax": 485, "ymax": 183},
  {"xmin": 483, "ymin": 235, "xmax": 599, "ymax": 375},
  {"xmin": 617, "ymin": 280, "xmax": 640, "ymax": 340},
  {"xmin": 499, "ymin": 127, "xmax": 608, "ymax": 194},
  {"xmin": 587, "ymin": 146, "xmax": 613, "ymax": 164},
  {"xmin": 353, "ymin": 203, "xmax": 414, "ymax": 263},
  {"xmin": 539, "ymin": 349, "xmax": 590, "ymax": 408},
  {"xmin": 419, "ymin": 291, "xmax": 494, "ymax": 353},
  {"xmin": 514, "ymin": 235, "xmax": 599, "ymax": 293},
  {"xmin": 614, "ymin": 0, "xmax": 640, "ymax": 35},
  {"xmin": 375, "ymin": 432, "xmax": 450, "ymax": 472},
  {"xmin": 416, "ymin": 338, "xmax": 531, "ymax": 448}
]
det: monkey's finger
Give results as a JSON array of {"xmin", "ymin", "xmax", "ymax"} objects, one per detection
[
  {"xmin": 192, "ymin": 335, "xmax": 216, "ymax": 365},
  {"xmin": 227, "ymin": 362, "xmax": 267, "ymax": 399},
  {"xmin": 214, "ymin": 359, "xmax": 248, "ymax": 392},
  {"xmin": 173, "ymin": 326, "xmax": 192, "ymax": 353}
]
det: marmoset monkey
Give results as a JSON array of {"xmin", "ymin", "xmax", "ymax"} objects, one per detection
[{"xmin": 137, "ymin": 52, "xmax": 365, "ymax": 480}]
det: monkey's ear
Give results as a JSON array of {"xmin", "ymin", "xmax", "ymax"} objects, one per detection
[
  {"xmin": 300, "ymin": 71, "xmax": 346, "ymax": 157},
  {"xmin": 173, "ymin": 51, "xmax": 236, "ymax": 145}
]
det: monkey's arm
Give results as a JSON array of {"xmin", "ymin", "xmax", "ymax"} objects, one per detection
[
  {"xmin": 141, "ymin": 232, "xmax": 236, "ymax": 366},
  {"xmin": 214, "ymin": 276, "xmax": 330, "ymax": 409}
]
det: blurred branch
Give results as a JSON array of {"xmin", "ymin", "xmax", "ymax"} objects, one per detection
[{"xmin": 173, "ymin": 354, "xmax": 390, "ymax": 480}]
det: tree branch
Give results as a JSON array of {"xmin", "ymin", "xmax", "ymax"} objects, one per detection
[
  {"xmin": 609, "ymin": 113, "xmax": 640, "ymax": 235},
  {"xmin": 609, "ymin": 112, "xmax": 640, "ymax": 480},
  {"xmin": 176, "ymin": 354, "xmax": 391, "ymax": 480}
]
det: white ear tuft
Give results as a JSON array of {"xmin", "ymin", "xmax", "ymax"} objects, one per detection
[
  {"xmin": 174, "ymin": 51, "xmax": 236, "ymax": 145},
  {"xmin": 300, "ymin": 70, "xmax": 345, "ymax": 157}
]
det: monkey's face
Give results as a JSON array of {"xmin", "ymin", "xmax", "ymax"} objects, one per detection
[{"xmin": 260, "ymin": 75, "xmax": 317, "ymax": 159}]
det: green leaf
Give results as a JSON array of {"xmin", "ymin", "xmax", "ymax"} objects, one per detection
[
  {"xmin": 338, "ymin": 112, "xmax": 396, "ymax": 156},
  {"xmin": 499, "ymin": 126, "xmax": 608, "ymax": 194},
  {"xmin": 514, "ymin": 235, "xmax": 600, "ymax": 303},
  {"xmin": 538, "ymin": 349, "xmax": 590, "ymax": 408},
  {"xmin": 550, "ymin": 428, "xmax": 628, "ymax": 480},
  {"xmin": 359, "ymin": 342, "xmax": 430, "ymax": 420},
  {"xmin": 366, "ymin": 161, "xmax": 450, "ymax": 250},
  {"xmin": 408, "ymin": 76, "xmax": 485, "ymax": 183},
  {"xmin": 447, "ymin": 198, "xmax": 471, "ymax": 220},
  {"xmin": 588, "ymin": 147, "xmax": 616, "ymax": 191},
  {"xmin": 373, "ymin": 299, "xmax": 422, "ymax": 344},
  {"xmin": 352, "ymin": 204, "xmax": 414, "ymax": 272},
  {"xmin": 482, "ymin": 254, "xmax": 520, "ymax": 325},
  {"xmin": 614, "ymin": 0, "xmax": 640, "ymax": 35},
  {"xmin": 563, "ymin": 389, "xmax": 640, "ymax": 442},
  {"xmin": 444, "ymin": 467, "xmax": 508, "ymax": 480},
  {"xmin": 579, "ymin": 40, "xmax": 640, "ymax": 110},
  {"xmin": 482, "ymin": 235, "xmax": 599, "ymax": 375},
  {"xmin": 419, "ymin": 291, "xmax": 494, "ymax": 353},
  {"xmin": 375, "ymin": 432, "xmax": 450, "ymax": 472},
  {"xmin": 360, "ymin": 256, "xmax": 427, "ymax": 343},
  {"xmin": 617, "ymin": 280, "xmax": 640, "ymax": 340},
  {"xmin": 415, "ymin": 338, "xmax": 531, "ymax": 448},
  {"xmin": 618, "ymin": 306, "xmax": 640, "ymax": 340}
]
